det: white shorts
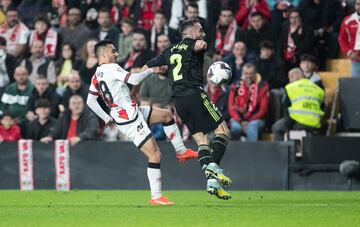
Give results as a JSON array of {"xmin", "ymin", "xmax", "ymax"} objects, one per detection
[{"xmin": 115, "ymin": 106, "xmax": 153, "ymax": 148}]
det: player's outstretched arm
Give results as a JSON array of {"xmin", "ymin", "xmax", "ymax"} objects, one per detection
[{"xmin": 86, "ymin": 93, "xmax": 115, "ymax": 128}]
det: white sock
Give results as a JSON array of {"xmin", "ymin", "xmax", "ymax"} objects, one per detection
[
  {"xmin": 147, "ymin": 163, "xmax": 162, "ymax": 199},
  {"xmin": 164, "ymin": 121, "xmax": 186, "ymax": 154}
]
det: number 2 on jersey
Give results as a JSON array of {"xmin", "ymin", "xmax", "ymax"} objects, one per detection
[{"xmin": 170, "ymin": 54, "xmax": 183, "ymax": 81}]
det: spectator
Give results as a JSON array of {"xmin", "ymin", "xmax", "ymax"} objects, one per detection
[
  {"xmin": 178, "ymin": 2, "xmax": 210, "ymax": 43},
  {"xmin": 269, "ymin": 0, "xmax": 294, "ymax": 36},
  {"xmin": 61, "ymin": 72, "xmax": 88, "ymax": 110},
  {"xmin": 131, "ymin": 0, "xmax": 164, "ymax": 30},
  {"xmin": 299, "ymin": 53, "xmax": 324, "ymax": 89},
  {"xmin": 55, "ymin": 43, "xmax": 80, "ymax": 95},
  {"xmin": 256, "ymin": 40, "xmax": 287, "ymax": 90},
  {"xmin": 41, "ymin": 95, "xmax": 99, "ymax": 146},
  {"xmin": 20, "ymin": 40, "xmax": 56, "ymax": 85},
  {"xmin": 298, "ymin": 0, "xmax": 345, "ymax": 68},
  {"xmin": 90, "ymin": 7, "xmax": 119, "ymax": 44},
  {"xmin": 156, "ymin": 34, "xmax": 171, "ymax": 54},
  {"xmin": 338, "ymin": 0, "xmax": 360, "ymax": 78},
  {"xmin": 211, "ymin": 7, "xmax": 244, "ymax": 59},
  {"xmin": 169, "ymin": 0, "xmax": 207, "ymax": 30},
  {"xmin": 150, "ymin": 10, "xmax": 180, "ymax": 52},
  {"xmin": 26, "ymin": 76, "xmax": 61, "ymax": 122},
  {"xmin": 222, "ymin": 41, "xmax": 256, "ymax": 83},
  {"xmin": 27, "ymin": 99, "xmax": 57, "ymax": 141},
  {"xmin": 110, "ymin": 0, "xmax": 132, "ymax": 26},
  {"xmin": 0, "ymin": 112, "xmax": 21, "ymax": 142},
  {"xmin": 0, "ymin": 6, "xmax": 30, "ymax": 57},
  {"xmin": 272, "ymin": 68, "xmax": 325, "ymax": 140},
  {"xmin": 267, "ymin": 0, "xmax": 300, "ymax": 10},
  {"xmin": 277, "ymin": 9, "xmax": 315, "ymax": 72},
  {"xmin": 235, "ymin": 0, "xmax": 270, "ymax": 31},
  {"xmin": 0, "ymin": 66, "xmax": 33, "ymax": 125},
  {"xmin": 245, "ymin": 12, "xmax": 276, "ymax": 56},
  {"xmin": 17, "ymin": 0, "xmax": 51, "ymax": 28},
  {"xmin": 59, "ymin": 7, "xmax": 92, "ymax": 59},
  {"xmin": 140, "ymin": 71, "xmax": 172, "ymax": 107},
  {"xmin": 117, "ymin": 18, "xmax": 134, "ymax": 62},
  {"xmin": 0, "ymin": 36, "xmax": 17, "ymax": 96},
  {"xmin": 256, "ymin": 40, "xmax": 287, "ymax": 126},
  {"xmin": 78, "ymin": 38, "xmax": 98, "ymax": 85},
  {"xmin": 121, "ymin": 28, "xmax": 156, "ymax": 72},
  {"xmin": 228, "ymin": 63, "xmax": 269, "ymax": 141},
  {"xmin": 28, "ymin": 15, "xmax": 61, "ymax": 59}
]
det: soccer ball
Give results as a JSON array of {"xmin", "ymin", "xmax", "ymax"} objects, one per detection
[{"xmin": 207, "ymin": 61, "xmax": 232, "ymax": 85}]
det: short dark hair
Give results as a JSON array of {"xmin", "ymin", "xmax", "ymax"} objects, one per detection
[
  {"xmin": 133, "ymin": 28, "xmax": 147, "ymax": 38},
  {"xmin": 33, "ymin": 14, "xmax": 50, "ymax": 26},
  {"xmin": 1, "ymin": 112, "xmax": 14, "ymax": 119},
  {"xmin": 300, "ymin": 53, "xmax": 316, "ymax": 64},
  {"xmin": 35, "ymin": 99, "xmax": 51, "ymax": 109},
  {"xmin": 94, "ymin": 40, "xmax": 114, "ymax": 57},
  {"xmin": 186, "ymin": 2, "xmax": 198, "ymax": 10},
  {"xmin": 6, "ymin": 5, "xmax": 18, "ymax": 14},
  {"xmin": 180, "ymin": 19, "xmax": 199, "ymax": 35},
  {"xmin": 260, "ymin": 40, "xmax": 274, "ymax": 50},
  {"xmin": 220, "ymin": 7, "xmax": 233, "ymax": 13},
  {"xmin": 250, "ymin": 12, "xmax": 263, "ymax": 18},
  {"xmin": 98, "ymin": 7, "xmax": 110, "ymax": 14},
  {"xmin": 289, "ymin": 8, "xmax": 301, "ymax": 18},
  {"xmin": 0, "ymin": 36, "xmax": 6, "ymax": 46},
  {"xmin": 122, "ymin": 18, "xmax": 134, "ymax": 27}
]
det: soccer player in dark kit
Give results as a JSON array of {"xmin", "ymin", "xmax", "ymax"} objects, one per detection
[{"xmin": 143, "ymin": 19, "xmax": 232, "ymax": 199}]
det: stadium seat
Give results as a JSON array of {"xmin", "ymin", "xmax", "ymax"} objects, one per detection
[{"xmin": 326, "ymin": 59, "xmax": 351, "ymax": 77}]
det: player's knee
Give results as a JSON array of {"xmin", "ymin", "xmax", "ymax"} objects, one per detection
[
  {"xmin": 149, "ymin": 148, "xmax": 161, "ymax": 162},
  {"xmin": 164, "ymin": 110, "xmax": 173, "ymax": 123},
  {"xmin": 163, "ymin": 110, "xmax": 174, "ymax": 125},
  {"xmin": 215, "ymin": 122, "xmax": 230, "ymax": 139}
]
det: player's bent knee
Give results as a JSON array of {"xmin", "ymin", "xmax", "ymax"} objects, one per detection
[
  {"xmin": 215, "ymin": 122, "xmax": 231, "ymax": 139},
  {"xmin": 163, "ymin": 109, "xmax": 173, "ymax": 123}
]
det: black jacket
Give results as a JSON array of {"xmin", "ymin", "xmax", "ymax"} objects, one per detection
[
  {"xmin": 51, "ymin": 108, "xmax": 99, "ymax": 140},
  {"xmin": 62, "ymin": 84, "xmax": 89, "ymax": 109},
  {"xmin": 256, "ymin": 55, "xmax": 287, "ymax": 89},
  {"xmin": 5, "ymin": 54, "xmax": 19, "ymax": 84},
  {"xmin": 26, "ymin": 117, "xmax": 57, "ymax": 140},
  {"xmin": 298, "ymin": 0, "xmax": 345, "ymax": 32},
  {"xmin": 245, "ymin": 24, "xmax": 276, "ymax": 55},
  {"xmin": 27, "ymin": 86, "xmax": 61, "ymax": 118}
]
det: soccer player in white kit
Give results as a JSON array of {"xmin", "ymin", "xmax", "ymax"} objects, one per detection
[{"xmin": 86, "ymin": 40, "xmax": 196, "ymax": 205}]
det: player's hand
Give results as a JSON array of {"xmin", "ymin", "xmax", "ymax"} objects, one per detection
[
  {"xmin": 40, "ymin": 136, "xmax": 53, "ymax": 144},
  {"xmin": 70, "ymin": 136, "xmax": 81, "ymax": 146},
  {"xmin": 152, "ymin": 66, "xmax": 168, "ymax": 75},
  {"xmin": 194, "ymin": 40, "xmax": 207, "ymax": 51},
  {"xmin": 105, "ymin": 117, "xmax": 116, "ymax": 129}
]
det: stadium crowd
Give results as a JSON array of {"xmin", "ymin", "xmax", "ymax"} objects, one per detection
[{"xmin": 0, "ymin": 0, "xmax": 358, "ymax": 143}]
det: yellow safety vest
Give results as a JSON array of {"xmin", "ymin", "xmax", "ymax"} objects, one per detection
[{"xmin": 285, "ymin": 79, "xmax": 325, "ymax": 128}]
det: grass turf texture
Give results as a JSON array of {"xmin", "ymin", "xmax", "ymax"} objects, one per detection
[{"xmin": 0, "ymin": 191, "xmax": 359, "ymax": 227}]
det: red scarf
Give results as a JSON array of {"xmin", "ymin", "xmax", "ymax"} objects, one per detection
[
  {"xmin": 237, "ymin": 80, "xmax": 258, "ymax": 118},
  {"xmin": 283, "ymin": 27, "xmax": 302, "ymax": 62},
  {"xmin": 29, "ymin": 28, "xmax": 58, "ymax": 58},
  {"xmin": 215, "ymin": 20, "xmax": 237, "ymax": 56},
  {"xmin": 124, "ymin": 51, "xmax": 141, "ymax": 70}
]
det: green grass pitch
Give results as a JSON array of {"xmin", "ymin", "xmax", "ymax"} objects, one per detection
[{"xmin": 0, "ymin": 191, "xmax": 359, "ymax": 227}]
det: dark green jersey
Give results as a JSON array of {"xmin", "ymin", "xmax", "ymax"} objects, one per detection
[{"xmin": 146, "ymin": 38, "xmax": 205, "ymax": 97}]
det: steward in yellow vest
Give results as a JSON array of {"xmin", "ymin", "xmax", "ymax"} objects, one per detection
[{"xmin": 285, "ymin": 78, "xmax": 324, "ymax": 128}]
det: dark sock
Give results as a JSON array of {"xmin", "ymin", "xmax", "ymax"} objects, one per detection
[
  {"xmin": 197, "ymin": 144, "xmax": 211, "ymax": 169},
  {"xmin": 210, "ymin": 134, "xmax": 229, "ymax": 165}
]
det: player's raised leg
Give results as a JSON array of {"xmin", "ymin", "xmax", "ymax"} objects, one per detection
[
  {"xmin": 145, "ymin": 106, "xmax": 198, "ymax": 162},
  {"xmin": 139, "ymin": 136, "xmax": 174, "ymax": 205},
  {"xmin": 192, "ymin": 132, "xmax": 231, "ymax": 200},
  {"xmin": 205, "ymin": 121, "xmax": 232, "ymax": 187}
]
